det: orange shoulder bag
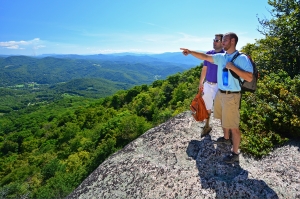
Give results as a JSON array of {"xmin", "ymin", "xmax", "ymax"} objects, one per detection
[{"xmin": 190, "ymin": 89, "xmax": 208, "ymax": 122}]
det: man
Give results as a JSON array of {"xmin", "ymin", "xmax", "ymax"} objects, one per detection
[
  {"xmin": 200, "ymin": 34, "xmax": 224, "ymax": 137},
  {"xmin": 180, "ymin": 32, "xmax": 253, "ymax": 163}
]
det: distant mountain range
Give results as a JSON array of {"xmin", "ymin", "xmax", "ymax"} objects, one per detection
[
  {"xmin": 0, "ymin": 52, "xmax": 202, "ymax": 87},
  {"xmin": 34, "ymin": 52, "xmax": 203, "ymax": 67}
]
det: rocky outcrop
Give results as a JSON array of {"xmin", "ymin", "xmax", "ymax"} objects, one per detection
[{"xmin": 66, "ymin": 111, "xmax": 300, "ymax": 199}]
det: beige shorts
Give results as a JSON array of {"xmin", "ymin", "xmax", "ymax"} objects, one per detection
[{"xmin": 213, "ymin": 90, "xmax": 241, "ymax": 128}]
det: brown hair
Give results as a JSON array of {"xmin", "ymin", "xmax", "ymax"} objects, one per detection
[{"xmin": 224, "ymin": 32, "xmax": 238, "ymax": 46}]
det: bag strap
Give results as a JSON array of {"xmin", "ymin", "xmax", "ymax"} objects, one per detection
[
  {"xmin": 230, "ymin": 52, "xmax": 243, "ymax": 107},
  {"xmin": 231, "ymin": 51, "xmax": 241, "ymax": 62},
  {"xmin": 230, "ymin": 52, "xmax": 242, "ymax": 83}
]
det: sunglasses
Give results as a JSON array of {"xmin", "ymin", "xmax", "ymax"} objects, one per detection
[{"xmin": 213, "ymin": 39, "xmax": 222, "ymax": 42}]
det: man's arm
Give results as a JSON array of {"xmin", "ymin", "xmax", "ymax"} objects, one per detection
[
  {"xmin": 226, "ymin": 62, "xmax": 253, "ymax": 82},
  {"xmin": 180, "ymin": 48, "xmax": 214, "ymax": 63}
]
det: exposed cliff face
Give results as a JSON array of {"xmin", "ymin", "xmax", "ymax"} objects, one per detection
[{"xmin": 67, "ymin": 111, "xmax": 300, "ymax": 199}]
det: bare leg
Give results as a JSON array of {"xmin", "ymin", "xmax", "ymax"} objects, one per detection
[
  {"xmin": 205, "ymin": 110, "xmax": 211, "ymax": 128},
  {"xmin": 230, "ymin": 128, "xmax": 241, "ymax": 154},
  {"xmin": 201, "ymin": 110, "xmax": 212, "ymax": 137},
  {"xmin": 223, "ymin": 128, "xmax": 230, "ymax": 139},
  {"xmin": 222, "ymin": 128, "xmax": 240, "ymax": 163}
]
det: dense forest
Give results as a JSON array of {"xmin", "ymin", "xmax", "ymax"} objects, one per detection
[{"xmin": 1, "ymin": 0, "xmax": 300, "ymax": 198}]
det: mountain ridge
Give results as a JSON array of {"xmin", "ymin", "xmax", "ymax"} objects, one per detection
[
  {"xmin": 0, "ymin": 52, "xmax": 202, "ymax": 87},
  {"xmin": 1, "ymin": 52, "xmax": 203, "ymax": 68}
]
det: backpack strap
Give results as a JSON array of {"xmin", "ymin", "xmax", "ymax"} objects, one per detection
[
  {"xmin": 230, "ymin": 52, "xmax": 242, "ymax": 83},
  {"xmin": 230, "ymin": 52, "xmax": 243, "ymax": 109},
  {"xmin": 231, "ymin": 51, "xmax": 241, "ymax": 62}
]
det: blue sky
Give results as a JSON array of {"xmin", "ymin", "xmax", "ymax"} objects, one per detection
[{"xmin": 0, "ymin": 0, "xmax": 272, "ymax": 56}]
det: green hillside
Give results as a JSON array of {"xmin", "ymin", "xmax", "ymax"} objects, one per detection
[
  {"xmin": 1, "ymin": 1, "xmax": 300, "ymax": 198},
  {"xmin": 0, "ymin": 55, "xmax": 188, "ymax": 87},
  {"xmin": 0, "ymin": 63, "xmax": 299, "ymax": 198},
  {"xmin": 0, "ymin": 78, "xmax": 130, "ymax": 114},
  {"xmin": 0, "ymin": 54, "xmax": 192, "ymax": 114},
  {"xmin": 48, "ymin": 78, "xmax": 132, "ymax": 98}
]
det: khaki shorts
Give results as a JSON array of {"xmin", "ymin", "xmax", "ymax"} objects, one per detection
[{"xmin": 214, "ymin": 90, "xmax": 241, "ymax": 128}]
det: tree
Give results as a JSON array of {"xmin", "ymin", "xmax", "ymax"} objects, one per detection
[
  {"xmin": 131, "ymin": 92, "xmax": 154, "ymax": 120},
  {"xmin": 170, "ymin": 83, "xmax": 189, "ymax": 106},
  {"xmin": 257, "ymin": 0, "xmax": 300, "ymax": 77}
]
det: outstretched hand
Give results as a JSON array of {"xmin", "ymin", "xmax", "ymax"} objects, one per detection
[{"xmin": 180, "ymin": 48, "xmax": 190, "ymax": 56}]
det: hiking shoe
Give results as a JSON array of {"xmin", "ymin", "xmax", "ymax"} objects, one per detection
[
  {"xmin": 223, "ymin": 152, "xmax": 239, "ymax": 163},
  {"xmin": 215, "ymin": 137, "xmax": 231, "ymax": 145},
  {"xmin": 201, "ymin": 126, "xmax": 212, "ymax": 137}
]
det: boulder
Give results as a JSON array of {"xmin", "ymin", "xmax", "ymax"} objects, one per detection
[{"xmin": 67, "ymin": 111, "xmax": 300, "ymax": 199}]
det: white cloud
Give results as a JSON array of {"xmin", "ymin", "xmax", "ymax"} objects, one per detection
[
  {"xmin": 0, "ymin": 38, "xmax": 44, "ymax": 50},
  {"xmin": 6, "ymin": 45, "xmax": 20, "ymax": 49}
]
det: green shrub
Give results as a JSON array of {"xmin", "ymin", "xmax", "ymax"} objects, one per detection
[{"xmin": 240, "ymin": 71, "xmax": 299, "ymax": 157}]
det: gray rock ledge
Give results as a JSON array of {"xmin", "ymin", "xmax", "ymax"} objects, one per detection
[{"xmin": 66, "ymin": 111, "xmax": 300, "ymax": 199}]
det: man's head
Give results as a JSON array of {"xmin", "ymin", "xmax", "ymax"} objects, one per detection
[
  {"xmin": 222, "ymin": 32, "xmax": 238, "ymax": 52},
  {"xmin": 213, "ymin": 34, "xmax": 223, "ymax": 51}
]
